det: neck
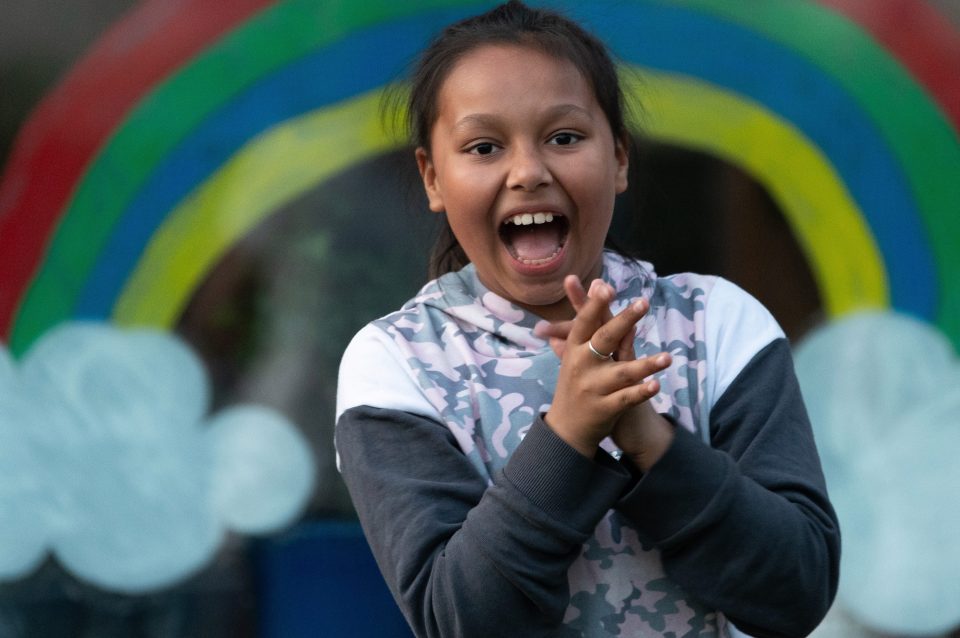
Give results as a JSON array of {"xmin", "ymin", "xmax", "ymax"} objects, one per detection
[
  {"xmin": 519, "ymin": 297, "xmax": 576, "ymax": 323},
  {"xmin": 516, "ymin": 260, "xmax": 606, "ymax": 323}
]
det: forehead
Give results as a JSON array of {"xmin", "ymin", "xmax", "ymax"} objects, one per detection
[{"xmin": 435, "ymin": 44, "xmax": 596, "ymax": 117}]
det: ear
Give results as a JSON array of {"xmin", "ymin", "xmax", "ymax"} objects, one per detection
[
  {"xmin": 415, "ymin": 147, "xmax": 445, "ymax": 213},
  {"xmin": 613, "ymin": 135, "xmax": 629, "ymax": 194}
]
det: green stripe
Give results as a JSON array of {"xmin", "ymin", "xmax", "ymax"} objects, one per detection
[
  {"xmin": 658, "ymin": 0, "xmax": 960, "ymax": 346},
  {"xmin": 16, "ymin": 0, "xmax": 960, "ymax": 353},
  {"xmin": 11, "ymin": 0, "xmax": 491, "ymax": 354}
]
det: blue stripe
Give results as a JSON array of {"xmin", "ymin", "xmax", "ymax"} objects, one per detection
[
  {"xmin": 76, "ymin": 0, "xmax": 936, "ymax": 320},
  {"xmin": 73, "ymin": 7, "xmax": 484, "ymax": 318},
  {"xmin": 574, "ymin": 0, "xmax": 935, "ymax": 317}
]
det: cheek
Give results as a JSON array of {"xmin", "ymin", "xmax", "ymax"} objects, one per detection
[
  {"xmin": 440, "ymin": 167, "xmax": 500, "ymax": 218},
  {"xmin": 571, "ymin": 167, "xmax": 617, "ymax": 211},
  {"xmin": 568, "ymin": 171, "xmax": 617, "ymax": 241}
]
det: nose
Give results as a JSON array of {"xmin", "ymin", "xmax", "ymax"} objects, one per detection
[{"xmin": 506, "ymin": 145, "xmax": 552, "ymax": 192}]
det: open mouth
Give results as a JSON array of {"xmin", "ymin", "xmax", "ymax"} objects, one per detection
[{"xmin": 499, "ymin": 212, "xmax": 569, "ymax": 266}]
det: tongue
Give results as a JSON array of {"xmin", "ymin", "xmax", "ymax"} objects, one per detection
[{"xmin": 506, "ymin": 224, "xmax": 562, "ymax": 261}]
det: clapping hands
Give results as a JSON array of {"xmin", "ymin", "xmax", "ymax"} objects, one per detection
[{"xmin": 538, "ymin": 276, "xmax": 675, "ymax": 469}]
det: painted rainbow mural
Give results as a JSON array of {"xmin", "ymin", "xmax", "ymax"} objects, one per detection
[{"xmin": 1, "ymin": 0, "xmax": 959, "ymax": 355}]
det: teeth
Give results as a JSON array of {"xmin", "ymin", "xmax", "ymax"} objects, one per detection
[
  {"xmin": 518, "ymin": 247, "xmax": 562, "ymax": 265},
  {"xmin": 506, "ymin": 212, "xmax": 558, "ymax": 226}
]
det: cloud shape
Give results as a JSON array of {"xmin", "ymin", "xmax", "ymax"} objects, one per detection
[
  {"xmin": 794, "ymin": 311, "xmax": 960, "ymax": 636},
  {"xmin": 0, "ymin": 322, "xmax": 315, "ymax": 593}
]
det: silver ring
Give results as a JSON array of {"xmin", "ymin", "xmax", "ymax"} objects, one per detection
[{"xmin": 587, "ymin": 340, "xmax": 614, "ymax": 361}]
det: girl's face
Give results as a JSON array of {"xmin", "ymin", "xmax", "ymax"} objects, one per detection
[{"xmin": 416, "ymin": 44, "xmax": 628, "ymax": 321}]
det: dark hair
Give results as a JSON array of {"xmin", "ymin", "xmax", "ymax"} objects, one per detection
[{"xmin": 406, "ymin": 0, "xmax": 633, "ymax": 278}]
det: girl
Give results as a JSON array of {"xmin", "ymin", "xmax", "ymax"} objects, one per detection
[{"xmin": 335, "ymin": 2, "xmax": 839, "ymax": 636}]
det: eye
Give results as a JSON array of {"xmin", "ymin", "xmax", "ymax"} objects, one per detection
[
  {"xmin": 467, "ymin": 142, "xmax": 499, "ymax": 156},
  {"xmin": 548, "ymin": 132, "xmax": 583, "ymax": 146}
]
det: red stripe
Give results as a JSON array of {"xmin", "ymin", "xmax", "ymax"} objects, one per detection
[
  {"xmin": 817, "ymin": 0, "xmax": 960, "ymax": 136},
  {"xmin": 0, "ymin": 0, "xmax": 274, "ymax": 339}
]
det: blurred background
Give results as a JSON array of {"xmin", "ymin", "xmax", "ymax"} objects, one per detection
[{"xmin": 1, "ymin": 0, "xmax": 958, "ymax": 636}]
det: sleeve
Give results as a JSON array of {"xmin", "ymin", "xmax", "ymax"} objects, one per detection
[
  {"xmin": 336, "ymin": 410, "xmax": 631, "ymax": 638},
  {"xmin": 615, "ymin": 282, "xmax": 840, "ymax": 638},
  {"xmin": 335, "ymin": 326, "xmax": 633, "ymax": 638}
]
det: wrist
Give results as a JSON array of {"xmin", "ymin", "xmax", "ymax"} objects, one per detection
[
  {"xmin": 614, "ymin": 404, "xmax": 676, "ymax": 472},
  {"xmin": 543, "ymin": 410, "xmax": 603, "ymax": 459}
]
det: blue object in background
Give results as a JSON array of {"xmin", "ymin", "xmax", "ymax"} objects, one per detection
[{"xmin": 256, "ymin": 521, "xmax": 412, "ymax": 638}]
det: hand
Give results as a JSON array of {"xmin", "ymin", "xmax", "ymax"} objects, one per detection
[
  {"xmin": 535, "ymin": 277, "xmax": 635, "ymax": 361},
  {"xmin": 612, "ymin": 402, "xmax": 676, "ymax": 472},
  {"xmin": 543, "ymin": 276, "xmax": 671, "ymax": 458}
]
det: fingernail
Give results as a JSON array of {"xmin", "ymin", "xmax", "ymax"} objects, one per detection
[
  {"xmin": 599, "ymin": 283, "xmax": 615, "ymax": 301},
  {"xmin": 657, "ymin": 354, "xmax": 669, "ymax": 366},
  {"xmin": 631, "ymin": 298, "xmax": 646, "ymax": 313}
]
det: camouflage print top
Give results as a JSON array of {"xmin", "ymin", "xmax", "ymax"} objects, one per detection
[{"xmin": 362, "ymin": 252, "xmax": 737, "ymax": 636}]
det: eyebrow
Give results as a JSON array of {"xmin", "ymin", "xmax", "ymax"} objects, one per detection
[{"xmin": 452, "ymin": 103, "xmax": 594, "ymax": 132}]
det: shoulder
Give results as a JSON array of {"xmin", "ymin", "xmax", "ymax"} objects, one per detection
[
  {"xmin": 336, "ymin": 319, "xmax": 440, "ymax": 423},
  {"xmin": 652, "ymin": 270, "xmax": 721, "ymax": 309},
  {"xmin": 702, "ymin": 277, "xmax": 785, "ymax": 409},
  {"xmin": 653, "ymin": 271, "xmax": 782, "ymax": 344},
  {"xmin": 653, "ymin": 272, "xmax": 785, "ymax": 409},
  {"xmin": 337, "ymin": 267, "xmax": 483, "ymax": 421},
  {"xmin": 702, "ymin": 277, "xmax": 784, "ymax": 355},
  {"xmin": 702, "ymin": 277, "xmax": 783, "ymax": 346}
]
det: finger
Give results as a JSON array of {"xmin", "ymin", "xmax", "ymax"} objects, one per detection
[
  {"xmin": 567, "ymin": 280, "xmax": 616, "ymax": 344},
  {"xmin": 563, "ymin": 275, "xmax": 589, "ymax": 312},
  {"xmin": 587, "ymin": 353, "xmax": 671, "ymax": 394},
  {"xmin": 615, "ymin": 297, "xmax": 649, "ymax": 361},
  {"xmin": 533, "ymin": 279, "xmax": 597, "ymax": 341},
  {"xmin": 533, "ymin": 319, "xmax": 573, "ymax": 340},
  {"xmin": 582, "ymin": 278, "xmax": 615, "ymax": 327},
  {"xmin": 548, "ymin": 336, "xmax": 567, "ymax": 358},
  {"xmin": 601, "ymin": 378, "xmax": 662, "ymax": 413},
  {"xmin": 588, "ymin": 297, "xmax": 649, "ymax": 357},
  {"xmin": 616, "ymin": 328, "xmax": 636, "ymax": 362}
]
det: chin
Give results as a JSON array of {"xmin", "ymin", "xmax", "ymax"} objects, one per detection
[{"xmin": 509, "ymin": 284, "xmax": 571, "ymax": 319}]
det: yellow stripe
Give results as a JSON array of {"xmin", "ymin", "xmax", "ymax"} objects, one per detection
[
  {"xmin": 628, "ymin": 69, "xmax": 889, "ymax": 316},
  {"xmin": 117, "ymin": 73, "xmax": 887, "ymax": 328},
  {"xmin": 113, "ymin": 88, "xmax": 396, "ymax": 327}
]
